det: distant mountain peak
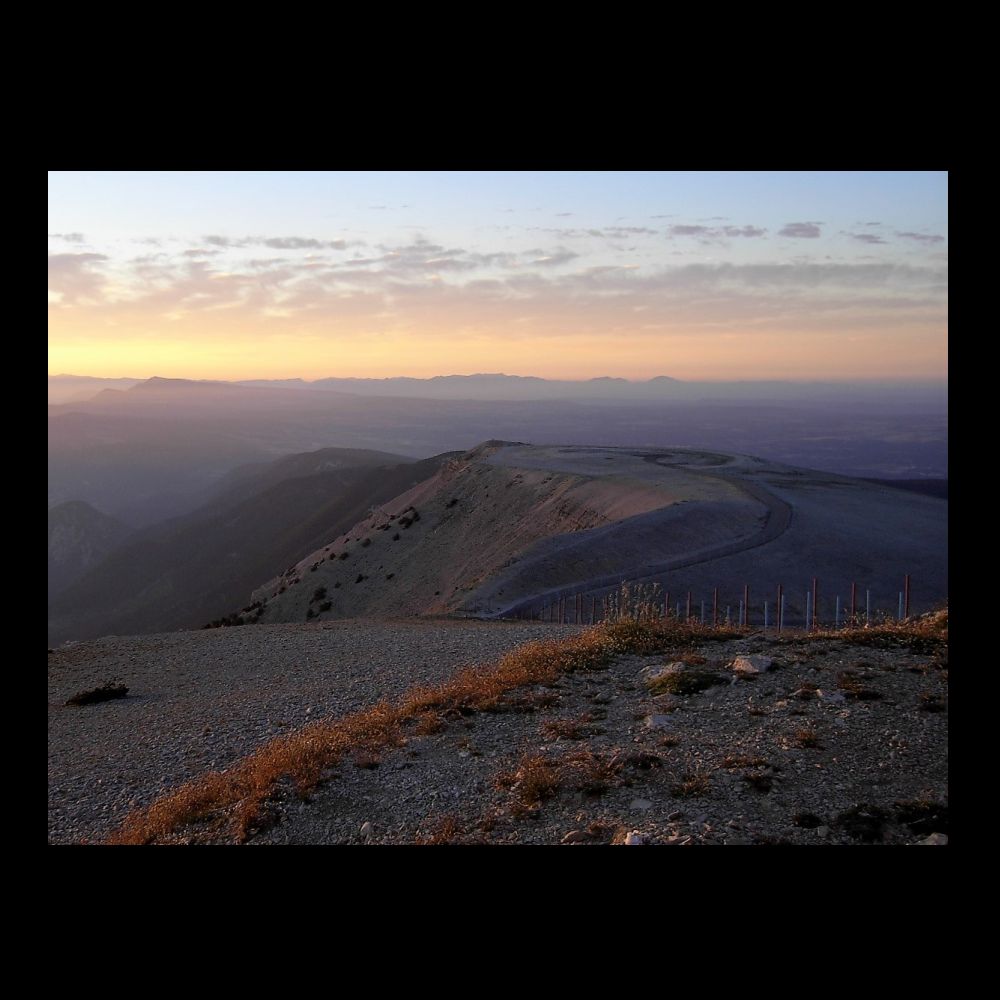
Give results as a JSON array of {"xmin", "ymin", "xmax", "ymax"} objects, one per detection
[{"xmin": 134, "ymin": 376, "xmax": 237, "ymax": 391}]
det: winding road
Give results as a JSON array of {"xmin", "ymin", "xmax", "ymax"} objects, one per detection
[{"xmin": 488, "ymin": 455, "xmax": 793, "ymax": 619}]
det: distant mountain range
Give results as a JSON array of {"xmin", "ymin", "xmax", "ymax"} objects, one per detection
[
  {"xmin": 51, "ymin": 372, "xmax": 947, "ymax": 405},
  {"xmin": 48, "ymin": 374, "xmax": 949, "ymax": 527}
]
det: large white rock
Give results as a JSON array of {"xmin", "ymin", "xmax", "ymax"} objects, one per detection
[
  {"xmin": 639, "ymin": 661, "xmax": 686, "ymax": 684},
  {"xmin": 731, "ymin": 655, "xmax": 773, "ymax": 675}
]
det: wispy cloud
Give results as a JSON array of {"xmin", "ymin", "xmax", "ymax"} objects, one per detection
[
  {"xmin": 846, "ymin": 232, "xmax": 887, "ymax": 245},
  {"xmin": 530, "ymin": 250, "xmax": 579, "ymax": 267},
  {"xmin": 778, "ymin": 222, "xmax": 822, "ymax": 238},
  {"xmin": 896, "ymin": 231, "xmax": 945, "ymax": 244},
  {"xmin": 48, "ymin": 232, "xmax": 86, "ymax": 243},
  {"xmin": 667, "ymin": 224, "xmax": 766, "ymax": 240},
  {"xmin": 48, "ymin": 253, "xmax": 109, "ymax": 303},
  {"xmin": 203, "ymin": 235, "xmax": 349, "ymax": 250}
]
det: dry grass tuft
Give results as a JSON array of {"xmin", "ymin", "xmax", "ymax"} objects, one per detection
[
  {"xmin": 496, "ymin": 755, "xmax": 560, "ymax": 805},
  {"xmin": 417, "ymin": 814, "xmax": 464, "ymax": 845},
  {"xmin": 813, "ymin": 607, "xmax": 947, "ymax": 653},
  {"xmin": 793, "ymin": 726, "xmax": 821, "ymax": 748},
  {"xmin": 836, "ymin": 671, "xmax": 882, "ymax": 700},
  {"xmin": 673, "ymin": 769, "xmax": 711, "ymax": 798},
  {"xmin": 412, "ymin": 712, "xmax": 445, "ymax": 736},
  {"xmin": 722, "ymin": 754, "xmax": 768, "ymax": 769},
  {"xmin": 540, "ymin": 713, "xmax": 600, "ymax": 741}
]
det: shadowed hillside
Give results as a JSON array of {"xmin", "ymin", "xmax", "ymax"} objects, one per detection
[
  {"xmin": 47, "ymin": 449, "xmax": 451, "ymax": 644},
  {"xmin": 48, "ymin": 501, "xmax": 131, "ymax": 598}
]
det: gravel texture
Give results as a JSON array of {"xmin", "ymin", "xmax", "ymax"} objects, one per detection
[
  {"xmin": 50, "ymin": 618, "xmax": 947, "ymax": 846},
  {"xmin": 246, "ymin": 630, "xmax": 947, "ymax": 846},
  {"xmin": 47, "ymin": 618, "xmax": 578, "ymax": 844}
]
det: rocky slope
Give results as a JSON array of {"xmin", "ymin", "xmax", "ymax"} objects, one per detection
[{"xmin": 48, "ymin": 615, "xmax": 948, "ymax": 845}]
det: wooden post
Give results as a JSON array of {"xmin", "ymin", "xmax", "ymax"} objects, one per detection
[
  {"xmin": 744, "ymin": 584, "xmax": 750, "ymax": 627},
  {"xmin": 904, "ymin": 574, "xmax": 910, "ymax": 618},
  {"xmin": 850, "ymin": 582, "xmax": 857, "ymax": 622},
  {"xmin": 686, "ymin": 592, "xmax": 692, "ymax": 621},
  {"xmin": 777, "ymin": 584, "xmax": 783, "ymax": 633},
  {"xmin": 713, "ymin": 587, "xmax": 718, "ymax": 627},
  {"xmin": 811, "ymin": 577, "xmax": 818, "ymax": 632}
]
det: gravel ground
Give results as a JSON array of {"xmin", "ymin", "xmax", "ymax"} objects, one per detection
[
  {"xmin": 47, "ymin": 618, "xmax": 580, "ymax": 844},
  {"xmin": 252, "ymin": 631, "xmax": 948, "ymax": 846}
]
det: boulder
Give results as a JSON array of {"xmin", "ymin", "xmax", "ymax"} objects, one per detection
[{"xmin": 731, "ymin": 655, "xmax": 773, "ymax": 675}]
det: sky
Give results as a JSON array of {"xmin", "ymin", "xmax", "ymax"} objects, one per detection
[{"xmin": 48, "ymin": 171, "xmax": 948, "ymax": 381}]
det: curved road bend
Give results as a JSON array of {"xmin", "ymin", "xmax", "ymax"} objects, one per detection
[{"xmin": 490, "ymin": 460, "xmax": 793, "ymax": 619}]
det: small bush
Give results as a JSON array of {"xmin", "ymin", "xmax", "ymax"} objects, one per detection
[
  {"xmin": 338, "ymin": 552, "xmax": 349, "ymax": 560},
  {"xmin": 355, "ymin": 574, "xmax": 365, "ymax": 584},
  {"xmin": 361, "ymin": 538, "xmax": 371, "ymax": 547},
  {"xmin": 67, "ymin": 681, "xmax": 128, "ymax": 706},
  {"xmin": 648, "ymin": 668, "xmax": 726, "ymax": 696},
  {"xmin": 311, "ymin": 587, "xmax": 327, "ymax": 603},
  {"xmin": 392, "ymin": 533, "xmax": 400, "ymax": 541},
  {"xmin": 318, "ymin": 601, "xmax": 332, "ymax": 612}
]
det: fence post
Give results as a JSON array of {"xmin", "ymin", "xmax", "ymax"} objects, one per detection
[
  {"xmin": 700, "ymin": 600, "xmax": 705, "ymax": 624},
  {"xmin": 851, "ymin": 582, "xmax": 857, "ymax": 623},
  {"xmin": 713, "ymin": 587, "xmax": 718, "ymax": 627},
  {"xmin": 744, "ymin": 585, "xmax": 750, "ymax": 627},
  {"xmin": 866, "ymin": 589, "xmax": 871, "ymax": 625},
  {"xmin": 812, "ymin": 577, "xmax": 818, "ymax": 632},
  {"xmin": 764, "ymin": 601, "xmax": 769, "ymax": 632},
  {"xmin": 904, "ymin": 574, "xmax": 910, "ymax": 618},
  {"xmin": 780, "ymin": 593, "xmax": 786, "ymax": 633},
  {"xmin": 805, "ymin": 591, "xmax": 811, "ymax": 633},
  {"xmin": 777, "ymin": 584, "xmax": 783, "ymax": 633},
  {"xmin": 835, "ymin": 595, "xmax": 840, "ymax": 629},
  {"xmin": 898, "ymin": 592, "xmax": 904, "ymax": 621},
  {"xmin": 686, "ymin": 592, "xmax": 692, "ymax": 622},
  {"xmin": 738, "ymin": 600, "xmax": 744, "ymax": 628}
]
